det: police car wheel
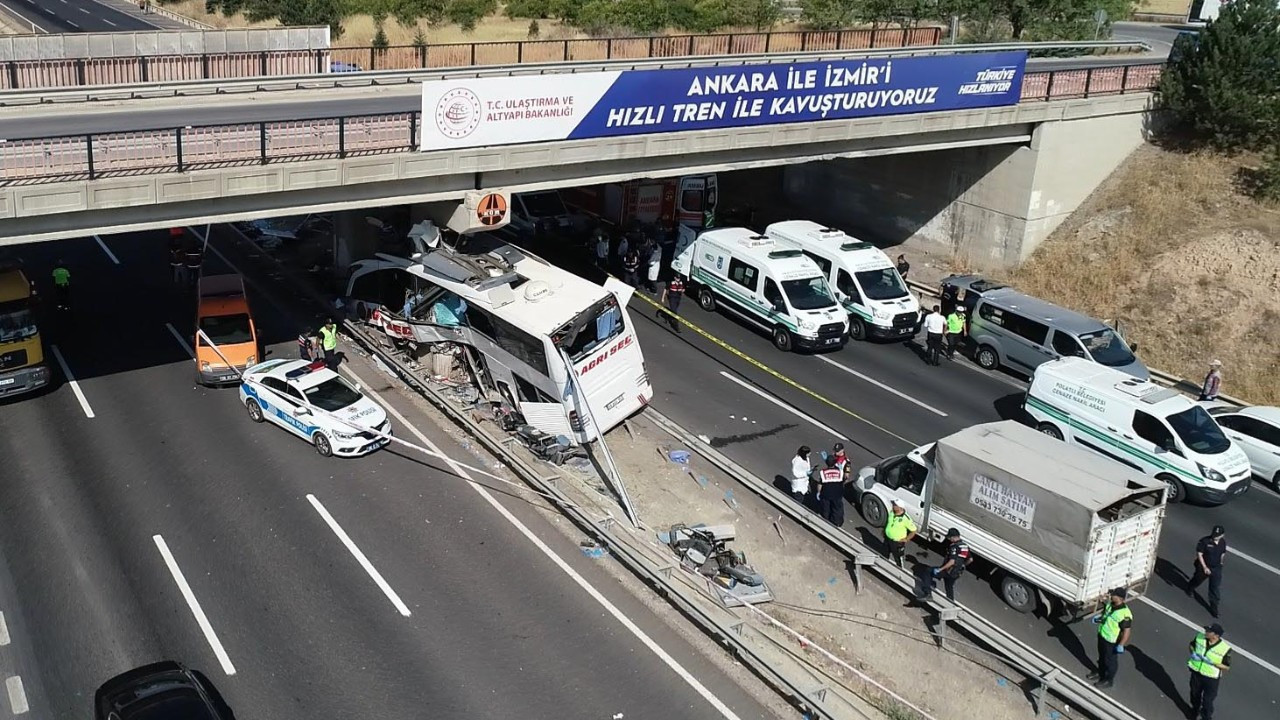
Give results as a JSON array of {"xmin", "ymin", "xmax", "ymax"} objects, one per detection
[
  {"xmin": 313, "ymin": 432, "xmax": 334, "ymax": 458},
  {"xmin": 859, "ymin": 494, "xmax": 887, "ymax": 527},
  {"xmin": 976, "ymin": 345, "xmax": 999, "ymax": 370},
  {"xmin": 848, "ymin": 318, "xmax": 866, "ymax": 341},
  {"xmin": 1000, "ymin": 574, "xmax": 1037, "ymax": 613},
  {"xmin": 772, "ymin": 327, "xmax": 792, "ymax": 352},
  {"xmin": 698, "ymin": 288, "xmax": 716, "ymax": 312},
  {"xmin": 1036, "ymin": 422, "xmax": 1063, "ymax": 441},
  {"xmin": 1159, "ymin": 473, "xmax": 1185, "ymax": 504},
  {"xmin": 245, "ymin": 398, "xmax": 265, "ymax": 423}
]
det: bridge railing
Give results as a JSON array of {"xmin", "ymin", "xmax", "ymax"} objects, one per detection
[{"xmin": 0, "ymin": 63, "xmax": 1162, "ymax": 186}]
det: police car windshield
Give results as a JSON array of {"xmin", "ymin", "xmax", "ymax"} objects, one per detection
[
  {"xmin": 854, "ymin": 268, "xmax": 909, "ymax": 301},
  {"xmin": 782, "ymin": 277, "xmax": 837, "ymax": 310},
  {"xmin": 1167, "ymin": 406, "xmax": 1231, "ymax": 455},
  {"xmin": 199, "ymin": 313, "xmax": 252, "ymax": 346},
  {"xmin": 303, "ymin": 377, "xmax": 363, "ymax": 412},
  {"xmin": 1079, "ymin": 329, "xmax": 1135, "ymax": 367}
]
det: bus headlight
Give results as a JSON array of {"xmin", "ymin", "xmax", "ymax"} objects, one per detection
[{"xmin": 1197, "ymin": 463, "xmax": 1226, "ymax": 483}]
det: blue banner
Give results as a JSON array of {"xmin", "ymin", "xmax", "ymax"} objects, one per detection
[{"xmin": 567, "ymin": 51, "xmax": 1027, "ymax": 140}]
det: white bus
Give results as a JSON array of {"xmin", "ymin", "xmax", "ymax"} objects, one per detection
[{"xmin": 343, "ymin": 223, "xmax": 652, "ymax": 444}]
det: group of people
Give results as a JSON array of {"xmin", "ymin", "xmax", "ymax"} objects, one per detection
[
  {"xmin": 921, "ymin": 304, "xmax": 967, "ymax": 366},
  {"xmin": 788, "ymin": 444, "xmax": 853, "ymax": 527},
  {"xmin": 596, "ymin": 228, "xmax": 664, "ymax": 294},
  {"xmin": 167, "ymin": 227, "xmax": 205, "ymax": 287},
  {"xmin": 298, "ymin": 318, "xmax": 342, "ymax": 370}
]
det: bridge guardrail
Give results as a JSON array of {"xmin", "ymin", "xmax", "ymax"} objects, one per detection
[
  {"xmin": 0, "ymin": 61, "xmax": 1162, "ymax": 187},
  {"xmin": 0, "ymin": 40, "xmax": 1151, "ymax": 107}
]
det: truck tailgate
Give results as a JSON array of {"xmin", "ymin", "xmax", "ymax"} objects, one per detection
[{"xmin": 1082, "ymin": 505, "xmax": 1165, "ymax": 604}]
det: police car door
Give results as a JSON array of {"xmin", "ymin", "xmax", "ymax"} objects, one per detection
[{"xmin": 259, "ymin": 377, "xmax": 313, "ymax": 440}]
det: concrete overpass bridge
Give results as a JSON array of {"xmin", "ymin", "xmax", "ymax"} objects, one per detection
[{"xmin": 0, "ymin": 46, "xmax": 1162, "ymax": 264}]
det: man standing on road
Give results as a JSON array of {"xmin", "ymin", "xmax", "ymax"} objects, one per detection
[
  {"xmin": 622, "ymin": 248, "xmax": 640, "ymax": 287},
  {"xmin": 51, "ymin": 261, "xmax": 71, "ymax": 310},
  {"xmin": 1199, "ymin": 360, "xmax": 1223, "ymax": 401},
  {"xmin": 183, "ymin": 242, "xmax": 204, "ymax": 286},
  {"xmin": 659, "ymin": 275, "xmax": 684, "ymax": 333},
  {"xmin": 815, "ymin": 455, "xmax": 846, "ymax": 527},
  {"xmin": 1188, "ymin": 623, "xmax": 1232, "ymax": 720},
  {"xmin": 908, "ymin": 528, "xmax": 968, "ymax": 604},
  {"xmin": 883, "ymin": 499, "xmax": 917, "ymax": 570},
  {"xmin": 789, "ymin": 446, "xmax": 815, "ymax": 505},
  {"xmin": 318, "ymin": 318, "xmax": 340, "ymax": 370},
  {"xmin": 1187, "ymin": 524, "xmax": 1227, "ymax": 618},
  {"xmin": 594, "ymin": 231, "xmax": 609, "ymax": 270},
  {"xmin": 1088, "ymin": 588, "xmax": 1132, "ymax": 689},
  {"xmin": 923, "ymin": 305, "xmax": 945, "ymax": 366},
  {"xmin": 944, "ymin": 306, "xmax": 967, "ymax": 360}
]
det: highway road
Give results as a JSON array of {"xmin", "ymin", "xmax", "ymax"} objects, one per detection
[
  {"xmin": 609, "ymin": 268, "xmax": 1280, "ymax": 720},
  {"xmin": 0, "ymin": 232, "xmax": 778, "ymax": 720},
  {"xmin": 0, "ymin": 0, "xmax": 158, "ymax": 33}
]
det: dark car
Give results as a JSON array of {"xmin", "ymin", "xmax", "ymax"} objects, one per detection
[{"xmin": 95, "ymin": 662, "xmax": 233, "ymax": 720}]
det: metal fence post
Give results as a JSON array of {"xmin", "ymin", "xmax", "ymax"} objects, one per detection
[
  {"xmin": 1045, "ymin": 71, "xmax": 1056, "ymax": 101},
  {"xmin": 316, "ymin": 50, "xmax": 325, "ymax": 74},
  {"xmin": 801, "ymin": 32, "xmax": 808, "ymax": 51},
  {"xmin": 765, "ymin": 31, "xmax": 772, "ymax": 53},
  {"xmin": 202, "ymin": 53, "xmax": 210, "ymax": 79},
  {"xmin": 259, "ymin": 123, "xmax": 267, "ymax": 164},
  {"xmin": 417, "ymin": 45, "xmax": 427, "ymax": 68},
  {"xmin": 409, "ymin": 112, "xmax": 418, "ymax": 149},
  {"xmin": 6, "ymin": 62, "xmax": 16, "ymax": 91},
  {"xmin": 75, "ymin": 59, "xmax": 86, "ymax": 86},
  {"xmin": 259, "ymin": 52, "xmax": 267, "ymax": 77},
  {"xmin": 1122, "ymin": 64, "xmax": 1131, "ymax": 91},
  {"xmin": 470, "ymin": 42, "xmax": 477, "ymax": 66},
  {"xmin": 86, "ymin": 134, "xmax": 95, "ymax": 180},
  {"xmin": 687, "ymin": 35, "xmax": 694, "ymax": 56},
  {"xmin": 517, "ymin": 41, "xmax": 523, "ymax": 64},
  {"xmin": 1084, "ymin": 67, "xmax": 1094, "ymax": 98},
  {"xmin": 563, "ymin": 40, "xmax": 569, "ymax": 61},
  {"xmin": 727, "ymin": 33, "xmax": 736, "ymax": 55},
  {"xmin": 338, "ymin": 116, "xmax": 346, "ymax": 159},
  {"xmin": 140, "ymin": 56, "xmax": 149, "ymax": 83},
  {"xmin": 175, "ymin": 128, "xmax": 184, "ymax": 172},
  {"xmin": 607, "ymin": 37, "xmax": 613, "ymax": 58}
]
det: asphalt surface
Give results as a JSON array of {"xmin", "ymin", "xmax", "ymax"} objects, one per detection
[
  {"xmin": 604, "ymin": 264, "xmax": 1280, "ymax": 720},
  {"xmin": 0, "ymin": 0, "xmax": 158, "ymax": 33},
  {"xmin": 0, "ymin": 231, "xmax": 778, "ymax": 720}
]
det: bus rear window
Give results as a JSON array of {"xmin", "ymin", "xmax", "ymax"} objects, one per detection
[{"xmin": 558, "ymin": 298, "xmax": 625, "ymax": 361}]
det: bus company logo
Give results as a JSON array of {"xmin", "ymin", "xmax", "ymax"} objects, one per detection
[
  {"xmin": 579, "ymin": 335, "xmax": 634, "ymax": 375},
  {"xmin": 435, "ymin": 88, "xmax": 482, "ymax": 139},
  {"xmin": 476, "ymin": 193, "xmax": 508, "ymax": 226},
  {"xmin": 957, "ymin": 66, "xmax": 1018, "ymax": 96}
]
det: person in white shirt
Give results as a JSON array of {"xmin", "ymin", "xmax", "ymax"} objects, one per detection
[
  {"xmin": 594, "ymin": 231, "xmax": 609, "ymax": 269},
  {"xmin": 923, "ymin": 305, "xmax": 946, "ymax": 366},
  {"xmin": 646, "ymin": 242, "xmax": 663, "ymax": 293},
  {"xmin": 789, "ymin": 445, "xmax": 814, "ymax": 503}
]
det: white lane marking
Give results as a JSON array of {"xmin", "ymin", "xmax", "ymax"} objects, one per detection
[
  {"xmin": 102, "ymin": 18, "xmax": 115, "ymax": 27},
  {"xmin": 5, "ymin": 676, "xmax": 27, "ymax": 715},
  {"xmin": 65, "ymin": 20, "xmax": 78, "ymax": 29},
  {"xmin": 92, "ymin": 235, "xmax": 120, "ymax": 265},
  {"xmin": 719, "ymin": 370, "xmax": 849, "ymax": 441},
  {"xmin": 1138, "ymin": 596, "xmax": 1280, "ymax": 678},
  {"xmin": 305, "ymin": 494, "xmax": 412, "ymax": 618},
  {"xmin": 1228, "ymin": 547, "xmax": 1280, "ymax": 581},
  {"xmin": 816, "ymin": 355, "xmax": 948, "ymax": 417},
  {"xmin": 165, "ymin": 322, "xmax": 194, "ymax": 358},
  {"xmin": 344, "ymin": 366, "xmax": 745, "ymax": 720},
  {"xmin": 152, "ymin": 535, "xmax": 237, "ymax": 676},
  {"xmin": 50, "ymin": 345, "xmax": 94, "ymax": 419},
  {"xmin": 0, "ymin": 612, "xmax": 8, "ymax": 646}
]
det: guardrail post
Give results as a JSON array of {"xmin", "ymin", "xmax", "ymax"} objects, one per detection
[
  {"xmin": 338, "ymin": 116, "xmax": 346, "ymax": 159},
  {"xmin": 259, "ymin": 51, "xmax": 268, "ymax": 77},
  {"xmin": 409, "ymin": 112, "xmax": 418, "ymax": 149},
  {"xmin": 936, "ymin": 606, "xmax": 961, "ymax": 649},
  {"xmin": 75, "ymin": 59, "xmax": 86, "ymax": 87},
  {"xmin": 1045, "ymin": 70, "xmax": 1056, "ymax": 101},
  {"xmin": 85, "ymin": 134, "xmax": 95, "ymax": 180},
  {"xmin": 6, "ymin": 62, "xmax": 17, "ymax": 91},
  {"xmin": 1032, "ymin": 668, "xmax": 1060, "ymax": 716},
  {"xmin": 1084, "ymin": 67, "xmax": 1094, "ymax": 98},
  {"xmin": 175, "ymin": 128, "xmax": 184, "ymax": 172},
  {"xmin": 1121, "ymin": 63, "xmax": 1131, "ymax": 91},
  {"xmin": 852, "ymin": 553, "xmax": 876, "ymax": 594},
  {"xmin": 259, "ymin": 123, "xmax": 267, "ymax": 164},
  {"xmin": 202, "ymin": 53, "xmax": 211, "ymax": 79}
]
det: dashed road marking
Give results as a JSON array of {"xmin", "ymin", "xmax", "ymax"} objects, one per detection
[
  {"xmin": 93, "ymin": 235, "xmax": 120, "ymax": 265},
  {"xmin": 50, "ymin": 345, "xmax": 94, "ymax": 419},
  {"xmin": 306, "ymin": 494, "xmax": 412, "ymax": 618},
  {"xmin": 153, "ymin": 535, "xmax": 237, "ymax": 675},
  {"xmin": 5, "ymin": 676, "xmax": 27, "ymax": 715},
  {"xmin": 816, "ymin": 355, "xmax": 948, "ymax": 417},
  {"xmin": 719, "ymin": 370, "xmax": 850, "ymax": 442},
  {"xmin": 0, "ymin": 611, "xmax": 9, "ymax": 646},
  {"xmin": 165, "ymin": 322, "xmax": 194, "ymax": 358}
]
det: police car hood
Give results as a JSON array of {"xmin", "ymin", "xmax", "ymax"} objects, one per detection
[{"xmin": 331, "ymin": 396, "xmax": 387, "ymax": 430}]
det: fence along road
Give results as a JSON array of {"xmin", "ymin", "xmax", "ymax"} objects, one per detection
[{"xmin": 0, "ymin": 61, "xmax": 1161, "ymax": 185}]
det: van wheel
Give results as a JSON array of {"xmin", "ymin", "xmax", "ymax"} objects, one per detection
[
  {"xmin": 1036, "ymin": 422, "xmax": 1063, "ymax": 440},
  {"xmin": 1159, "ymin": 474, "xmax": 1185, "ymax": 504},
  {"xmin": 848, "ymin": 318, "xmax": 867, "ymax": 341},
  {"xmin": 976, "ymin": 344, "xmax": 1000, "ymax": 370},
  {"xmin": 698, "ymin": 288, "xmax": 716, "ymax": 312},
  {"xmin": 772, "ymin": 327, "xmax": 793, "ymax": 352},
  {"xmin": 245, "ymin": 398, "xmax": 265, "ymax": 423},
  {"xmin": 860, "ymin": 494, "xmax": 887, "ymax": 527},
  {"xmin": 313, "ymin": 432, "xmax": 334, "ymax": 458},
  {"xmin": 1000, "ymin": 574, "xmax": 1038, "ymax": 614}
]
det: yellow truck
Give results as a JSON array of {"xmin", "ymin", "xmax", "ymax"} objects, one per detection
[{"xmin": 0, "ymin": 266, "xmax": 51, "ymax": 398}]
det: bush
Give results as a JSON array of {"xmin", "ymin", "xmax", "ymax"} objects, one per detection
[
  {"xmin": 446, "ymin": 0, "xmax": 497, "ymax": 32},
  {"xmin": 528, "ymin": 18, "xmax": 540, "ymax": 37},
  {"xmin": 1259, "ymin": 143, "xmax": 1280, "ymax": 202}
]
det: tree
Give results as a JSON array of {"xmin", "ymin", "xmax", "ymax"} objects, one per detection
[
  {"xmin": 798, "ymin": 0, "xmax": 859, "ymax": 30},
  {"xmin": 446, "ymin": 0, "xmax": 497, "ymax": 32},
  {"xmin": 740, "ymin": 0, "xmax": 783, "ymax": 31},
  {"xmin": 505, "ymin": 0, "xmax": 554, "ymax": 18},
  {"xmin": 392, "ymin": 0, "xmax": 449, "ymax": 27},
  {"xmin": 412, "ymin": 26, "xmax": 429, "ymax": 48},
  {"xmin": 1259, "ymin": 141, "xmax": 1280, "ymax": 202},
  {"xmin": 1157, "ymin": 0, "xmax": 1280, "ymax": 151}
]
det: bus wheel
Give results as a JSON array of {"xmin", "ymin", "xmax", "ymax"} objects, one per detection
[
  {"xmin": 848, "ymin": 317, "xmax": 867, "ymax": 341},
  {"xmin": 772, "ymin": 327, "xmax": 793, "ymax": 352},
  {"xmin": 1159, "ymin": 474, "xmax": 1185, "ymax": 504},
  {"xmin": 698, "ymin": 288, "xmax": 716, "ymax": 312}
]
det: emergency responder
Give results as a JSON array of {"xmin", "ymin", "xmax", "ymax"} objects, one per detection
[
  {"xmin": 944, "ymin": 306, "xmax": 967, "ymax": 360},
  {"xmin": 908, "ymin": 528, "xmax": 969, "ymax": 605},
  {"xmin": 1088, "ymin": 588, "xmax": 1133, "ymax": 689},
  {"xmin": 789, "ymin": 446, "xmax": 814, "ymax": 504},
  {"xmin": 183, "ymin": 242, "xmax": 204, "ymax": 286},
  {"xmin": 1187, "ymin": 524, "xmax": 1227, "ymax": 618},
  {"xmin": 51, "ymin": 260, "xmax": 71, "ymax": 310},
  {"xmin": 831, "ymin": 442, "xmax": 848, "ymax": 476},
  {"xmin": 659, "ymin": 275, "xmax": 684, "ymax": 333},
  {"xmin": 815, "ymin": 455, "xmax": 846, "ymax": 527},
  {"xmin": 1187, "ymin": 623, "xmax": 1232, "ymax": 720},
  {"xmin": 168, "ymin": 228, "xmax": 186, "ymax": 284},
  {"xmin": 883, "ymin": 499, "xmax": 917, "ymax": 570},
  {"xmin": 298, "ymin": 329, "xmax": 315, "ymax": 361},
  {"xmin": 923, "ymin": 305, "xmax": 945, "ymax": 366},
  {"xmin": 622, "ymin": 248, "xmax": 640, "ymax": 287},
  {"xmin": 318, "ymin": 318, "xmax": 340, "ymax": 369}
]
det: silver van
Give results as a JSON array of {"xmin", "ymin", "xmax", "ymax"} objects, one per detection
[{"xmin": 940, "ymin": 275, "xmax": 1149, "ymax": 380}]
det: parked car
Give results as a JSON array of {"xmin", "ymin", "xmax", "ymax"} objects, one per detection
[
  {"xmin": 1204, "ymin": 403, "xmax": 1280, "ymax": 488},
  {"xmin": 95, "ymin": 662, "xmax": 233, "ymax": 720}
]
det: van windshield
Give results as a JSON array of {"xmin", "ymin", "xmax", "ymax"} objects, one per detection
[
  {"xmin": 782, "ymin": 277, "xmax": 837, "ymax": 310},
  {"xmin": 854, "ymin": 268, "xmax": 908, "ymax": 301},
  {"xmin": 1167, "ymin": 406, "xmax": 1231, "ymax": 455},
  {"xmin": 198, "ymin": 313, "xmax": 253, "ymax": 346},
  {"xmin": 1079, "ymin": 328, "xmax": 1136, "ymax": 367}
]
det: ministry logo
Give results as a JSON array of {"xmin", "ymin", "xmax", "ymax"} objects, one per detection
[{"xmin": 435, "ymin": 88, "xmax": 482, "ymax": 139}]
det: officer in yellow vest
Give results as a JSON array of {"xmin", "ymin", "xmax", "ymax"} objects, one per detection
[
  {"xmin": 883, "ymin": 499, "xmax": 917, "ymax": 570},
  {"xmin": 1088, "ymin": 587, "xmax": 1132, "ymax": 689},
  {"xmin": 944, "ymin": 307, "xmax": 967, "ymax": 360},
  {"xmin": 318, "ymin": 318, "xmax": 340, "ymax": 369},
  {"xmin": 1188, "ymin": 623, "xmax": 1232, "ymax": 720}
]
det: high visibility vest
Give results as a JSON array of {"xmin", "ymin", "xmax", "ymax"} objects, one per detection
[
  {"xmin": 52, "ymin": 267, "xmax": 70, "ymax": 286},
  {"xmin": 885, "ymin": 513, "xmax": 916, "ymax": 541},
  {"xmin": 1188, "ymin": 633, "xmax": 1230, "ymax": 678},
  {"xmin": 319, "ymin": 326, "xmax": 338, "ymax": 351},
  {"xmin": 1098, "ymin": 604, "xmax": 1132, "ymax": 643},
  {"xmin": 946, "ymin": 313, "xmax": 965, "ymax": 334}
]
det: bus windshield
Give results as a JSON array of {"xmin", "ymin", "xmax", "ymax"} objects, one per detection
[
  {"xmin": 0, "ymin": 301, "xmax": 37, "ymax": 344},
  {"xmin": 558, "ymin": 296, "xmax": 625, "ymax": 362},
  {"xmin": 782, "ymin": 277, "xmax": 837, "ymax": 310}
]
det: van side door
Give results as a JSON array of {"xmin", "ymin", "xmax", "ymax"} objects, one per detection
[
  {"xmin": 1131, "ymin": 409, "xmax": 1181, "ymax": 474},
  {"xmin": 763, "ymin": 278, "xmax": 786, "ymax": 317},
  {"xmin": 977, "ymin": 304, "xmax": 1051, "ymax": 373}
]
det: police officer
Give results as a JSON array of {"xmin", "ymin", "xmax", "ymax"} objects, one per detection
[
  {"xmin": 183, "ymin": 242, "xmax": 204, "ymax": 285},
  {"xmin": 944, "ymin": 306, "xmax": 967, "ymax": 359},
  {"xmin": 1088, "ymin": 588, "xmax": 1132, "ymax": 689},
  {"xmin": 831, "ymin": 442, "xmax": 848, "ymax": 476},
  {"xmin": 883, "ymin": 499, "xmax": 917, "ymax": 570},
  {"xmin": 909, "ymin": 528, "xmax": 969, "ymax": 604},
  {"xmin": 1187, "ymin": 524, "xmax": 1227, "ymax": 618},
  {"xmin": 660, "ymin": 275, "xmax": 685, "ymax": 333},
  {"xmin": 318, "ymin": 318, "xmax": 339, "ymax": 369},
  {"xmin": 1188, "ymin": 623, "xmax": 1232, "ymax": 720},
  {"xmin": 298, "ymin": 329, "xmax": 315, "ymax": 361},
  {"xmin": 815, "ymin": 455, "xmax": 846, "ymax": 527}
]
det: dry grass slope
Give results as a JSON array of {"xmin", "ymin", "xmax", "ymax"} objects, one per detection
[{"xmin": 1008, "ymin": 145, "xmax": 1280, "ymax": 404}]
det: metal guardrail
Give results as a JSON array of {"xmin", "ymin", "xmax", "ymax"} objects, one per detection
[
  {"xmin": 645, "ymin": 410, "xmax": 1147, "ymax": 720},
  {"xmin": 0, "ymin": 40, "xmax": 1151, "ymax": 107},
  {"xmin": 0, "ymin": 62, "xmax": 1162, "ymax": 186}
]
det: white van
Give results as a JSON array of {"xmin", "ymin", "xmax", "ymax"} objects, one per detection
[
  {"xmin": 1026, "ymin": 357, "xmax": 1252, "ymax": 505},
  {"xmin": 765, "ymin": 220, "xmax": 920, "ymax": 341},
  {"xmin": 671, "ymin": 227, "xmax": 848, "ymax": 352}
]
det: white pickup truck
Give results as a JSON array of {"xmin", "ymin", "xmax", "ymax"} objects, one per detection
[{"xmin": 853, "ymin": 421, "xmax": 1166, "ymax": 616}]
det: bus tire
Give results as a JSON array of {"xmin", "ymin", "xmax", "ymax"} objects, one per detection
[
  {"xmin": 697, "ymin": 288, "xmax": 716, "ymax": 312},
  {"xmin": 772, "ymin": 326, "xmax": 793, "ymax": 352},
  {"xmin": 1036, "ymin": 422, "xmax": 1063, "ymax": 440},
  {"xmin": 1159, "ymin": 473, "xmax": 1185, "ymax": 504},
  {"xmin": 1000, "ymin": 574, "xmax": 1038, "ymax": 614},
  {"xmin": 848, "ymin": 317, "xmax": 867, "ymax": 341},
  {"xmin": 859, "ymin": 494, "xmax": 887, "ymax": 527},
  {"xmin": 976, "ymin": 344, "xmax": 1000, "ymax": 370}
]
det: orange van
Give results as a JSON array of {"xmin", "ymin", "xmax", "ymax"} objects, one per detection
[{"xmin": 195, "ymin": 274, "xmax": 259, "ymax": 386}]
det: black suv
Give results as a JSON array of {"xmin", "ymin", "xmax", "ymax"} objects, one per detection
[{"xmin": 95, "ymin": 662, "xmax": 233, "ymax": 720}]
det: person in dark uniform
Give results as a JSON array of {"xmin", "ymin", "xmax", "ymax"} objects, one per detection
[
  {"xmin": 1188, "ymin": 623, "xmax": 1232, "ymax": 720},
  {"xmin": 1088, "ymin": 588, "xmax": 1133, "ymax": 689},
  {"xmin": 183, "ymin": 243, "xmax": 203, "ymax": 286},
  {"xmin": 660, "ymin": 275, "xmax": 685, "ymax": 333},
  {"xmin": 909, "ymin": 528, "xmax": 969, "ymax": 604},
  {"xmin": 622, "ymin": 249, "xmax": 640, "ymax": 287},
  {"xmin": 815, "ymin": 455, "xmax": 846, "ymax": 527},
  {"xmin": 1188, "ymin": 525, "xmax": 1227, "ymax": 618}
]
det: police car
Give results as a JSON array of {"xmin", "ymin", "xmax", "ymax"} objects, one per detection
[{"xmin": 239, "ymin": 359, "xmax": 391, "ymax": 457}]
